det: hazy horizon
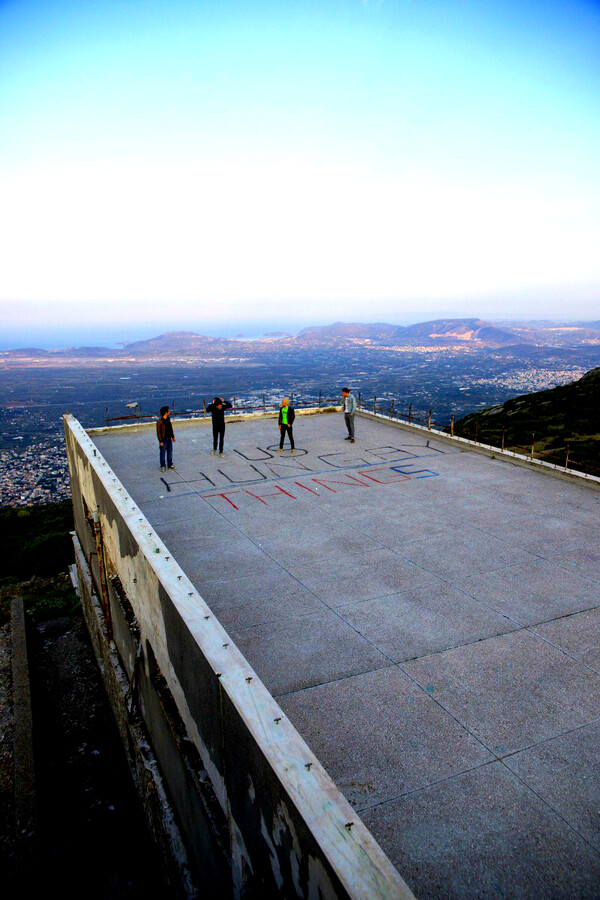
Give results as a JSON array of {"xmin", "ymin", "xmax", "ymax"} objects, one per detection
[{"xmin": 2, "ymin": 314, "xmax": 600, "ymax": 352}]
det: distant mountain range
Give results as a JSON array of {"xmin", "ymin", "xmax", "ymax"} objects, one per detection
[
  {"xmin": 296, "ymin": 318, "xmax": 524, "ymax": 346},
  {"xmin": 3, "ymin": 317, "xmax": 600, "ymax": 360},
  {"xmin": 454, "ymin": 366, "xmax": 600, "ymax": 476}
]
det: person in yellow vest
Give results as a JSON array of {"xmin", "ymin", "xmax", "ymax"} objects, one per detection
[{"xmin": 277, "ymin": 398, "xmax": 296, "ymax": 453}]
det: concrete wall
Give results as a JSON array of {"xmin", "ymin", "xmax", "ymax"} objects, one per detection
[{"xmin": 64, "ymin": 413, "xmax": 413, "ymax": 900}]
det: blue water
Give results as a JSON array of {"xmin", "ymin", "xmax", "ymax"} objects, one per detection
[{"xmin": 0, "ymin": 319, "xmax": 308, "ymax": 350}]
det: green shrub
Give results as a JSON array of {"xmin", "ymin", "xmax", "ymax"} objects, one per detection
[
  {"xmin": 0, "ymin": 500, "xmax": 74, "ymax": 579},
  {"xmin": 0, "ymin": 574, "xmax": 79, "ymax": 625},
  {"xmin": 0, "ymin": 500, "xmax": 78, "ymax": 622}
]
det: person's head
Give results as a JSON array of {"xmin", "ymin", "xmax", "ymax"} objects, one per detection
[
  {"xmin": 160, "ymin": 405, "xmax": 170, "ymax": 417},
  {"xmin": 212, "ymin": 397, "xmax": 221, "ymax": 405},
  {"xmin": 341, "ymin": 388, "xmax": 350, "ymax": 397},
  {"xmin": 281, "ymin": 397, "xmax": 289, "ymax": 407}
]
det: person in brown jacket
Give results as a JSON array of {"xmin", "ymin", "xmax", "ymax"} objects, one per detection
[{"xmin": 157, "ymin": 406, "xmax": 176, "ymax": 471}]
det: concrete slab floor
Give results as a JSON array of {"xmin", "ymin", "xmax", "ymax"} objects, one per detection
[
  {"xmin": 532, "ymin": 606, "xmax": 600, "ymax": 673},
  {"xmin": 457, "ymin": 558, "xmax": 600, "ymax": 627},
  {"xmin": 402, "ymin": 629, "xmax": 600, "ymax": 756},
  {"xmin": 360, "ymin": 762, "xmax": 600, "ymax": 900},
  {"xmin": 91, "ymin": 412, "xmax": 600, "ymax": 898},
  {"xmin": 504, "ymin": 720, "xmax": 600, "ymax": 853}
]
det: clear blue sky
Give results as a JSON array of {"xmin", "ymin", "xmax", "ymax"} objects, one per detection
[{"xmin": 1, "ymin": 0, "xmax": 599, "ymax": 343}]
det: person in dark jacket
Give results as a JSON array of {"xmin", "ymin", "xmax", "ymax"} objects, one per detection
[
  {"xmin": 206, "ymin": 397, "xmax": 233, "ymax": 456},
  {"xmin": 157, "ymin": 406, "xmax": 176, "ymax": 471},
  {"xmin": 277, "ymin": 398, "xmax": 295, "ymax": 453}
]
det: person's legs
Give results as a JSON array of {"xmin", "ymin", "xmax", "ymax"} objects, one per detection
[
  {"xmin": 212, "ymin": 421, "xmax": 219, "ymax": 452},
  {"xmin": 288, "ymin": 426, "xmax": 295, "ymax": 450},
  {"xmin": 279, "ymin": 426, "xmax": 285, "ymax": 449},
  {"xmin": 159, "ymin": 444, "xmax": 166, "ymax": 468},
  {"xmin": 165, "ymin": 438, "xmax": 173, "ymax": 467},
  {"xmin": 347, "ymin": 415, "xmax": 355, "ymax": 439},
  {"xmin": 218, "ymin": 425, "xmax": 225, "ymax": 454}
]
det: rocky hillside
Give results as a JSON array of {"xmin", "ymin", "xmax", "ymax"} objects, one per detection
[
  {"xmin": 401, "ymin": 318, "xmax": 524, "ymax": 347},
  {"xmin": 296, "ymin": 322, "xmax": 404, "ymax": 342},
  {"xmin": 453, "ymin": 367, "xmax": 600, "ymax": 476}
]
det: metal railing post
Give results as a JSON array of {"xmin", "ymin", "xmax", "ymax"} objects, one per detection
[
  {"xmin": 427, "ymin": 408, "xmax": 431, "ymax": 431},
  {"xmin": 450, "ymin": 413, "xmax": 454, "ymax": 436},
  {"xmin": 358, "ymin": 391, "xmax": 361, "ymax": 409},
  {"xmin": 408, "ymin": 403, "xmax": 412, "ymax": 423}
]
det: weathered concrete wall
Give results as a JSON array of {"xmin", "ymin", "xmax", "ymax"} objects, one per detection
[
  {"xmin": 64, "ymin": 413, "xmax": 413, "ymax": 900},
  {"xmin": 71, "ymin": 531, "xmax": 202, "ymax": 897}
]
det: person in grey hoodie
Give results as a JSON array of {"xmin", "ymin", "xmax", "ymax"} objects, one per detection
[{"xmin": 341, "ymin": 388, "xmax": 357, "ymax": 442}]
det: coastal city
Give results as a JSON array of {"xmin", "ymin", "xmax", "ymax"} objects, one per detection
[
  {"xmin": 460, "ymin": 366, "xmax": 587, "ymax": 394},
  {"xmin": 0, "ymin": 437, "xmax": 71, "ymax": 507}
]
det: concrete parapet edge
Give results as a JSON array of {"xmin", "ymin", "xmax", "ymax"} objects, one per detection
[
  {"xmin": 87, "ymin": 405, "xmax": 341, "ymax": 436},
  {"xmin": 356, "ymin": 409, "xmax": 600, "ymax": 491},
  {"xmin": 64, "ymin": 413, "xmax": 414, "ymax": 900}
]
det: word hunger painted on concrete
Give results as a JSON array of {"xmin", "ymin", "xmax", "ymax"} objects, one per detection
[{"xmin": 170, "ymin": 444, "xmax": 441, "ymax": 512}]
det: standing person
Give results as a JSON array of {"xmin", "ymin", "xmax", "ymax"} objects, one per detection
[
  {"xmin": 341, "ymin": 387, "xmax": 357, "ymax": 442},
  {"xmin": 277, "ymin": 397, "xmax": 296, "ymax": 453},
  {"xmin": 157, "ymin": 406, "xmax": 176, "ymax": 471},
  {"xmin": 206, "ymin": 396, "xmax": 233, "ymax": 456}
]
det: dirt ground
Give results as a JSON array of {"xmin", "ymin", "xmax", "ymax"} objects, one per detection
[
  {"xmin": 0, "ymin": 624, "xmax": 14, "ymax": 885},
  {"xmin": 1, "ymin": 610, "xmax": 168, "ymax": 898}
]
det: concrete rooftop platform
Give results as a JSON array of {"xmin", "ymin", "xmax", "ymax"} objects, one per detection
[{"xmin": 91, "ymin": 410, "xmax": 600, "ymax": 898}]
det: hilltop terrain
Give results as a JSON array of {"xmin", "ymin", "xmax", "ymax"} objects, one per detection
[
  {"xmin": 453, "ymin": 367, "xmax": 600, "ymax": 476},
  {"xmin": 3, "ymin": 317, "xmax": 600, "ymax": 364}
]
